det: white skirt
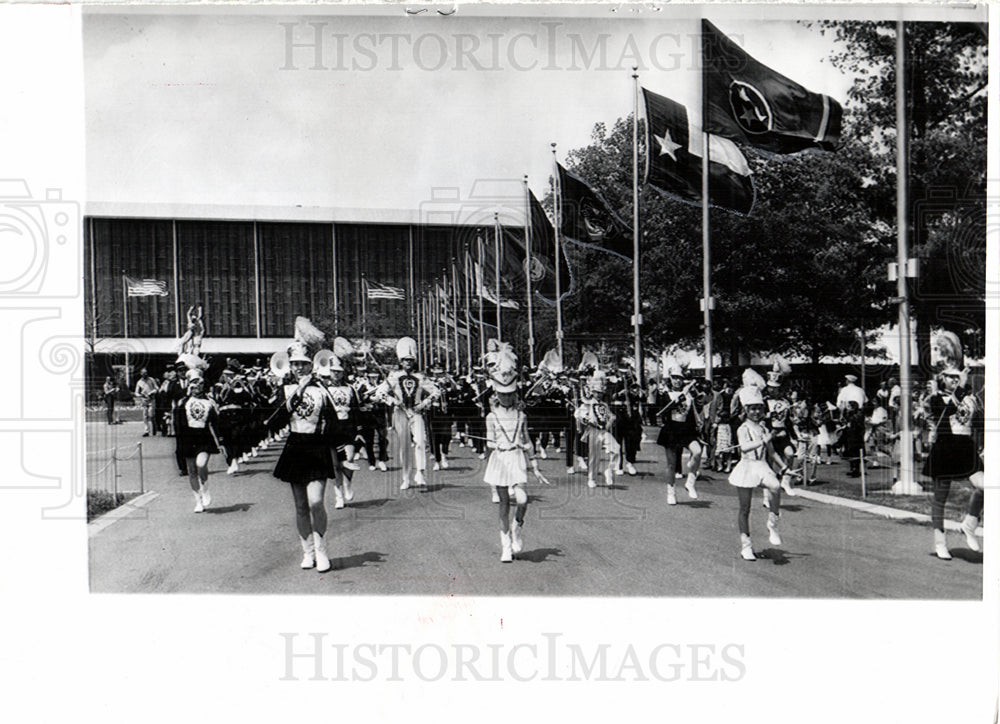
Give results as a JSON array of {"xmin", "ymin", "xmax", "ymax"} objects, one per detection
[
  {"xmin": 728, "ymin": 459, "xmax": 779, "ymax": 489},
  {"xmin": 484, "ymin": 449, "xmax": 527, "ymax": 488},
  {"xmin": 814, "ymin": 424, "xmax": 837, "ymax": 447}
]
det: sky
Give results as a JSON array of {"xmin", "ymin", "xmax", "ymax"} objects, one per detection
[{"xmin": 84, "ymin": 7, "xmax": 860, "ymax": 215}]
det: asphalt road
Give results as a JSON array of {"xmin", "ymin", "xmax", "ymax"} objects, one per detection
[{"xmin": 88, "ymin": 421, "xmax": 983, "ymax": 598}]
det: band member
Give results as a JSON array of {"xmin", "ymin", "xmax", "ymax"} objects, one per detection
[
  {"xmin": 375, "ymin": 337, "xmax": 440, "ymax": 490},
  {"xmin": 173, "ymin": 368, "xmax": 220, "ymax": 513},
  {"xmin": 611, "ymin": 368, "xmax": 642, "ymax": 477},
  {"xmin": 354, "ymin": 368, "xmax": 389, "ymax": 471},
  {"xmin": 575, "ymin": 370, "xmax": 620, "ymax": 488},
  {"xmin": 728, "ymin": 386, "xmax": 791, "ymax": 561},
  {"xmin": 655, "ymin": 363, "xmax": 702, "ymax": 504},
  {"xmin": 482, "ymin": 343, "xmax": 549, "ymax": 562},
  {"xmin": 764, "ymin": 362, "xmax": 797, "ymax": 497},
  {"xmin": 216, "ymin": 359, "xmax": 254, "ymax": 475},
  {"xmin": 269, "ymin": 341, "xmax": 338, "ymax": 573},
  {"xmin": 923, "ymin": 332, "xmax": 984, "ymax": 559},
  {"xmin": 316, "ymin": 352, "xmax": 361, "ymax": 509},
  {"xmin": 426, "ymin": 364, "xmax": 453, "ymax": 470}
]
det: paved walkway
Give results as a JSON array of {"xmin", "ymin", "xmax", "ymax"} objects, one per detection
[{"xmin": 87, "ymin": 422, "xmax": 983, "ymax": 597}]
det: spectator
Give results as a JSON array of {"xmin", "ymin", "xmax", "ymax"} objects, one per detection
[
  {"xmin": 134, "ymin": 368, "xmax": 159, "ymax": 437},
  {"xmin": 102, "ymin": 376, "xmax": 119, "ymax": 425}
]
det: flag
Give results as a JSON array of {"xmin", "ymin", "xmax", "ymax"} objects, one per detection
[
  {"xmin": 365, "ymin": 279, "xmax": 405, "ymax": 300},
  {"xmin": 124, "ymin": 275, "xmax": 168, "ymax": 297},
  {"xmin": 509, "ymin": 192, "xmax": 572, "ymax": 304},
  {"xmin": 702, "ymin": 19, "xmax": 843, "ymax": 156},
  {"xmin": 556, "ymin": 163, "xmax": 632, "ymax": 261},
  {"xmin": 642, "ymin": 88, "xmax": 755, "ymax": 215},
  {"xmin": 473, "ymin": 260, "xmax": 519, "ymax": 309}
]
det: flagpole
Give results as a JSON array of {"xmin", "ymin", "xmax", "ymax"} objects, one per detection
[
  {"xmin": 361, "ymin": 272, "xmax": 368, "ymax": 340},
  {"xmin": 493, "ymin": 213, "xmax": 502, "ymax": 343},
  {"xmin": 477, "ymin": 232, "xmax": 486, "ymax": 360},
  {"xmin": 523, "ymin": 175, "xmax": 536, "ymax": 367},
  {"xmin": 464, "ymin": 245, "xmax": 473, "ymax": 369},
  {"xmin": 122, "ymin": 271, "xmax": 130, "ymax": 388},
  {"xmin": 700, "ymin": 51, "xmax": 714, "ymax": 382},
  {"xmin": 331, "ymin": 224, "xmax": 339, "ymax": 335},
  {"xmin": 892, "ymin": 20, "xmax": 919, "ymax": 495},
  {"xmin": 451, "ymin": 258, "xmax": 462, "ymax": 373},
  {"xmin": 443, "ymin": 275, "xmax": 451, "ymax": 373},
  {"xmin": 550, "ymin": 143, "xmax": 565, "ymax": 364},
  {"xmin": 632, "ymin": 67, "xmax": 644, "ymax": 386}
]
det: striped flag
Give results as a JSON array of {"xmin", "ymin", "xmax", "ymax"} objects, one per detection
[
  {"xmin": 364, "ymin": 279, "xmax": 405, "ymax": 300},
  {"xmin": 124, "ymin": 275, "xmax": 168, "ymax": 297}
]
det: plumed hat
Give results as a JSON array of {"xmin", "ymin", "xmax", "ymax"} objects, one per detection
[
  {"xmin": 487, "ymin": 341, "xmax": 518, "ymax": 393},
  {"xmin": 294, "ymin": 316, "xmax": 326, "ymax": 353},
  {"xmin": 176, "ymin": 353, "xmax": 209, "ymax": 372},
  {"xmin": 742, "ymin": 368, "xmax": 766, "ymax": 390},
  {"xmin": 287, "ymin": 341, "xmax": 312, "ymax": 364},
  {"xmin": 739, "ymin": 385, "xmax": 764, "ymax": 407},
  {"xmin": 396, "ymin": 336, "xmax": 417, "ymax": 362}
]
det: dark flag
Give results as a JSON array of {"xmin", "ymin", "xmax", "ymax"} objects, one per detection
[
  {"xmin": 702, "ymin": 19, "xmax": 843, "ymax": 156},
  {"xmin": 642, "ymin": 88, "xmax": 755, "ymax": 215},
  {"xmin": 557, "ymin": 163, "xmax": 632, "ymax": 262},
  {"xmin": 503, "ymin": 192, "xmax": 573, "ymax": 304}
]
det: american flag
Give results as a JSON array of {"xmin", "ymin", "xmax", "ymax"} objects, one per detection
[
  {"xmin": 124, "ymin": 275, "xmax": 168, "ymax": 297},
  {"xmin": 365, "ymin": 279, "xmax": 405, "ymax": 300}
]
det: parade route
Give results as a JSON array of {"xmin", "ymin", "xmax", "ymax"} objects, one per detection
[{"xmin": 88, "ymin": 422, "xmax": 983, "ymax": 598}]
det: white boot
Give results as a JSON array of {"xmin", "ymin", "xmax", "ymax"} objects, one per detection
[
  {"xmin": 767, "ymin": 512, "xmax": 782, "ymax": 546},
  {"xmin": 781, "ymin": 473, "xmax": 796, "ymax": 497},
  {"xmin": 960, "ymin": 515, "xmax": 981, "ymax": 552},
  {"xmin": 491, "ymin": 488, "xmax": 500, "ymax": 504},
  {"xmin": 604, "ymin": 467, "xmax": 615, "ymax": 487},
  {"xmin": 685, "ymin": 473, "xmax": 698, "ymax": 500},
  {"xmin": 199, "ymin": 482, "xmax": 211, "ymax": 509},
  {"xmin": 500, "ymin": 531, "xmax": 513, "ymax": 562},
  {"xmin": 313, "ymin": 532, "xmax": 332, "ymax": 572},
  {"xmin": 539, "ymin": 447, "xmax": 547, "ymax": 459},
  {"xmin": 587, "ymin": 475, "xmax": 597, "ymax": 489},
  {"xmin": 377, "ymin": 460, "xmax": 387, "ymax": 472},
  {"xmin": 510, "ymin": 520, "xmax": 523, "ymax": 555},
  {"xmin": 192, "ymin": 490, "xmax": 204, "ymax": 513},
  {"xmin": 441, "ymin": 454, "xmax": 449, "ymax": 469},
  {"xmin": 576, "ymin": 456, "xmax": 588, "ymax": 472},
  {"xmin": 299, "ymin": 536, "xmax": 315, "ymax": 569},
  {"xmin": 227, "ymin": 460, "xmax": 239, "ymax": 475},
  {"xmin": 740, "ymin": 534, "xmax": 756, "ymax": 561},
  {"xmin": 934, "ymin": 529, "xmax": 952, "ymax": 560},
  {"xmin": 413, "ymin": 470, "xmax": 427, "ymax": 487},
  {"xmin": 625, "ymin": 462, "xmax": 637, "ymax": 476},
  {"xmin": 343, "ymin": 479, "xmax": 354, "ymax": 503},
  {"xmin": 666, "ymin": 485, "xmax": 677, "ymax": 505},
  {"xmin": 333, "ymin": 486, "xmax": 345, "ymax": 509},
  {"xmin": 433, "ymin": 461, "xmax": 441, "ymax": 471}
]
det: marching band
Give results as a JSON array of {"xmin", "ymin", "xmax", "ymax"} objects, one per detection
[{"xmin": 146, "ymin": 318, "xmax": 983, "ymax": 570}]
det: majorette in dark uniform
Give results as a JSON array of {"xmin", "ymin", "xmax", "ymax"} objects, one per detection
[
  {"xmin": 923, "ymin": 331, "xmax": 984, "ymax": 559},
  {"xmin": 172, "ymin": 365, "xmax": 220, "ymax": 513},
  {"xmin": 374, "ymin": 336, "xmax": 440, "ymax": 490},
  {"xmin": 215, "ymin": 359, "xmax": 255, "ymax": 475},
  {"xmin": 268, "ymin": 321, "xmax": 339, "ymax": 573},
  {"xmin": 655, "ymin": 360, "xmax": 702, "ymax": 504}
]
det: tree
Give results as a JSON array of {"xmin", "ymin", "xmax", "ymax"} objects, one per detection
[{"xmin": 812, "ymin": 20, "xmax": 988, "ymax": 368}]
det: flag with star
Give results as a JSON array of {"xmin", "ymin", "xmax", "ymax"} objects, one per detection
[
  {"xmin": 556, "ymin": 163, "xmax": 632, "ymax": 262},
  {"xmin": 702, "ymin": 20, "xmax": 842, "ymax": 156},
  {"xmin": 642, "ymin": 87, "xmax": 755, "ymax": 215}
]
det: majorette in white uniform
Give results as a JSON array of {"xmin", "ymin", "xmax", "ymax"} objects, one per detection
[
  {"xmin": 374, "ymin": 337, "xmax": 440, "ymax": 490},
  {"xmin": 482, "ymin": 341, "xmax": 549, "ymax": 562},
  {"xmin": 573, "ymin": 369, "xmax": 620, "ymax": 488}
]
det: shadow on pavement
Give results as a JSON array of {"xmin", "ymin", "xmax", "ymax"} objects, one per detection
[
  {"xmin": 517, "ymin": 547, "xmax": 563, "ymax": 563},
  {"xmin": 204, "ymin": 503, "xmax": 255, "ymax": 514},
  {"xmin": 947, "ymin": 548, "xmax": 983, "ymax": 564},
  {"xmin": 335, "ymin": 551, "xmax": 387, "ymax": 570},
  {"xmin": 348, "ymin": 498, "xmax": 392, "ymax": 509}
]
